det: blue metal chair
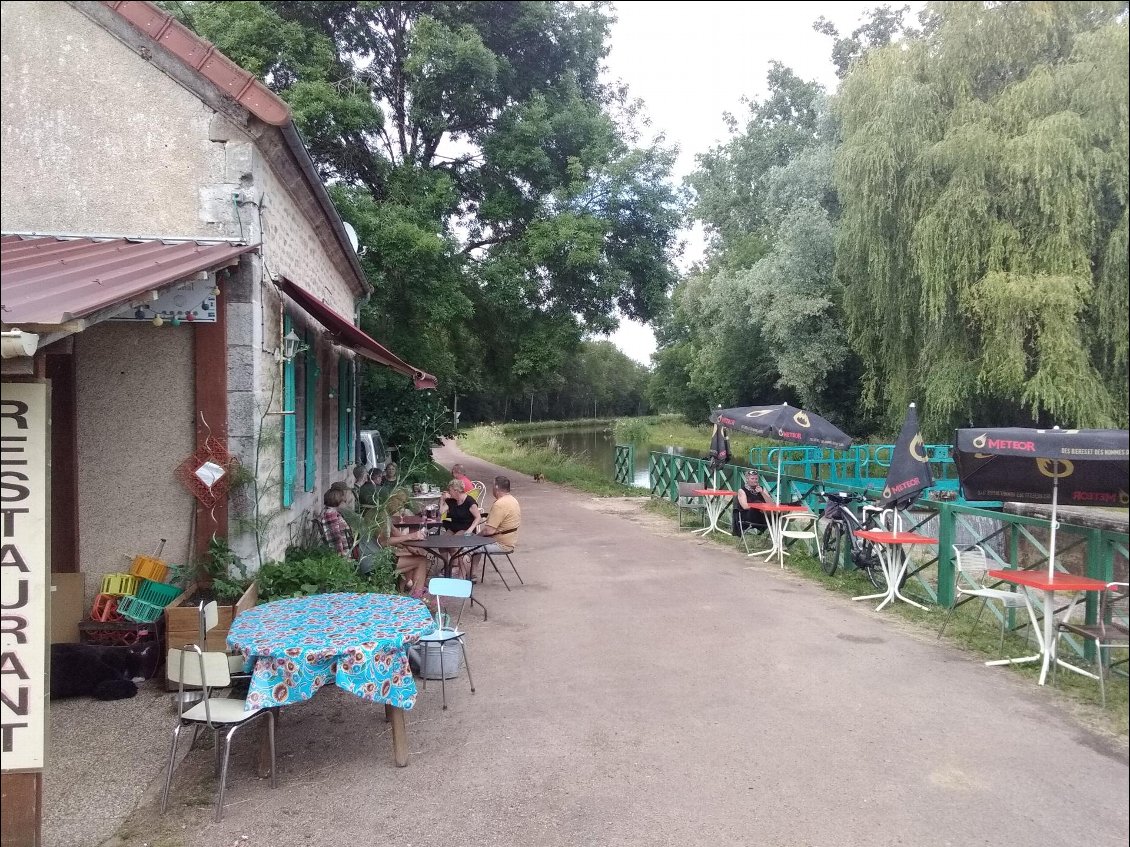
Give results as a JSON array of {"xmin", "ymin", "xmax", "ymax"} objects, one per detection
[{"xmin": 419, "ymin": 578, "xmax": 476, "ymax": 710}]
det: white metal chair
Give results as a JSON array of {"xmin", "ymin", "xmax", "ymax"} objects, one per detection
[
  {"xmin": 676, "ymin": 481, "xmax": 707, "ymax": 529},
  {"xmin": 1053, "ymin": 581, "xmax": 1129, "ymax": 707},
  {"xmin": 938, "ymin": 544, "xmax": 1029, "ymax": 654},
  {"xmin": 162, "ymin": 646, "xmax": 276, "ymax": 822},
  {"xmin": 418, "ymin": 577, "xmax": 476, "ymax": 710},
  {"xmin": 777, "ymin": 511, "xmax": 822, "ymax": 567},
  {"xmin": 469, "ymin": 480, "xmax": 487, "ymax": 505},
  {"xmin": 198, "ymin": 601, "xmax": 252, "ymax": 679}
]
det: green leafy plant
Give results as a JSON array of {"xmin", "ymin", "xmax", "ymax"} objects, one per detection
[
  {"xmin": 257, "ymin": 545, "xmax": 398, "ymax": 602},
  {"xmin": 168, "ymin": 536, "xmax": 254, "ymax": 604}
]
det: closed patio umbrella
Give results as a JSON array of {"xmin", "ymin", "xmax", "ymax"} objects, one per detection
[
  {"xmin": 706, "ymin": 421, "xmax": 731, "ymax": 485},
  {"xmin": 879, "ymin": 403, "xmax": 934, "ymax": 526},
  {"xmin": 712, "ymin": 403, "xmax": 852, "ymax": 503},
  {"xmin": 953, "ymin": 427, "xmax": 1129, "ymax": 578}
]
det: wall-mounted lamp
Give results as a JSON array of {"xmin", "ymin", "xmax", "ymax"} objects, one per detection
[{"xmin": 277, "ymin": 329, "xmax": 302, "ymax": 362}]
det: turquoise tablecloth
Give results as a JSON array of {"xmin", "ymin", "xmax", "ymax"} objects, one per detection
[{"xmin": 227, "ymin": 593, "xmax": 435, "ymax": 711}]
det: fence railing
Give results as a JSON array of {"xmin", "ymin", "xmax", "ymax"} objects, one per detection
[
  {"xmin": 613, "ymin": 444, "xmax": 635, "ymax": 485},
  {"xmin": 646, "ymin": 450, "xmax": 1128, "ymax": 661},
  {"xmin": 746, "ymin": 443, "xmax": 958, "ymax": 485}
]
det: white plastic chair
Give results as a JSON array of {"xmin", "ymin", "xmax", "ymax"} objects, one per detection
[
  {"xmin": 938, "ymin": 545, "xmax": 1029, "ymax": 654},
  {"xmin": 777, "ymin": 511, "xmax": 822, "ymax": 567},
  {"xmin": 418, "ymin": 577, "xmax": 476, "ymax": 710},
  {"xmin": 162, "ymin": 646, "xmax": 276, "ymax": 822}
]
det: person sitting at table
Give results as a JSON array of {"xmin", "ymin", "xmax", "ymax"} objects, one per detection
[
  {"xmin": 469, "ymin": 475, "xmax": 521, "ymax": 579},
  {"xmin": 357, "ymin": 467, "xmax": 383, "ymax": 515},
  {"xmin": 732, "ymin": 470, "xmax": 769, "ymax": 537},
  {"xmin": 351, "ymin": 463, "xmax": 368, "ymax": 500},
  {"xmin": 451, "ymin": 463, "xmax": 475, "ymax": 498},
  {"xmin": 439, "ymin": 479, "xmax": 482, "ymax": 578},
  {"xmin": 380, "ymin": 461, "xmax": 399, "ymax": 492},
  {"xmin": 373, "ymin": 490, "xmax": 431, "ymax": 598},
  {"xmin": 318, "ymin": 487, "xmax": 358, "ymax": 559}
]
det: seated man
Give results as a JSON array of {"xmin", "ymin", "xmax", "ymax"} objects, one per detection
[
  {"xmin": 318, "ymin": 487, "xmax": 357, "ymax": 559},
  {"xmin": 470, "ymin": 475, "xmax": 521, "ymax": 578},
  {"xmin": 732, "ymin": 470, "xmax": 769, "ymax": 537}
]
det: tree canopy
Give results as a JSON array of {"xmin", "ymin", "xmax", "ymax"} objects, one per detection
[
  {"xmin": 651, "ymin": 2, "xmax": 1127, "ymax": 440},
  {"xmin": 172, "ymin": 1, "xmax": 684, "ymax": 435}
]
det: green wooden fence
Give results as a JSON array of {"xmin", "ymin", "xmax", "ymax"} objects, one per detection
[
  {"xmin": 613, "ymin": 444, "xmax": 635, "ymax": 485},
  {"xmin": 644, "ymin": 450, "xmax": 1129, "ymax": 663}
]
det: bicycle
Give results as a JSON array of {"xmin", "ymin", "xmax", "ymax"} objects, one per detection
[{"xmin": 819, "ymin": 491, "xmax": 892, "ymax": 589}]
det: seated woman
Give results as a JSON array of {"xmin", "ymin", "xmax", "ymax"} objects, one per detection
[
  {"xmin": 378, "ymin": 461, "xmax": 399, "ymax": 497},
  {"xmin": 372, "ymin": 491, "xmax": 431, "ymax": 598},
  {"xmin": 440, "ymin": 478, "xmax": 482, "ymax": 578},
  {"xmin": 732, "ymin": 470, "xmax": 770, "ymax": 537},
  {"xmin": 318, "ymin": 487, "xmax": 358, "ymax": 559}
]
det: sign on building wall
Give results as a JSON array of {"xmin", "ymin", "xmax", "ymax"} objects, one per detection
[{"xmin": 1, "ymin": 382, "xmax": 49, "ymax": 771}]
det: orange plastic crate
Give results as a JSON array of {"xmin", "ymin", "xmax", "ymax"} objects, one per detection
[{"xmin": 129, "ymin": 554, "xmax": 168, "ymax": 583}]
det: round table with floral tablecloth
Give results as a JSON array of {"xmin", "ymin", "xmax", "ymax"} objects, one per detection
[{"xmin": 227, "ymin": 593, "xmax": 435, "ymax": 767}]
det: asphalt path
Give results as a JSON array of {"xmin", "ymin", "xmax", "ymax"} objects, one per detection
[{"xmin": 102, "ymin": 441, "xmax": 1128, "ymax": 847}]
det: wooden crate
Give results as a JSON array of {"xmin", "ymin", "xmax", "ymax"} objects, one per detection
[{"xmin": 164, "ymin": 580, "xmax": 258, "ymax": 652}]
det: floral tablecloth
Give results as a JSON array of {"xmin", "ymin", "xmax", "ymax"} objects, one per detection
[{"xmin": 227, "ymin": 593, "xmax": 435, "ymax": 711}]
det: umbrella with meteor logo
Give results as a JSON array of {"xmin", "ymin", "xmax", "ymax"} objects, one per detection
[
  {"xmin": 879, "ymin": 403, "xmax": 934, "ymax": 513},
  {"xmin": 954, "ymin": 427, "xmax": 1129, "ymax": 578},
  {"xmin": 711, "ymin": 403, "xmax": 852, "ymax": 503}
]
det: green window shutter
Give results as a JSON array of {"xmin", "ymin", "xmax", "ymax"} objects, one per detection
[
  {"xmin": 338, "ymin": 357, "xmax": 348, "ymax": 469},
  {"xmin": 303, "ymin": 333, "xmax": 317, "ymax": 492},
  {"xmin": 346, "ymin": 361, "xmax": 356, "ymax": 464},
  {"xmin": 281, "ymin": 315, "xmax": 297, "ymax": 507}
]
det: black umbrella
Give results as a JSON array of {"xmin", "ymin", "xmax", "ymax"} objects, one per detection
[
  {"xmin": 954, "ymin": 426, "xmax": 1129, "ymax": 577},
  {"xmin": 879, "ymin": 403, "xmax": 934, "ymax": 512},
  {"xmin": 707, "ymin": 422, "xmax": 731, "ymax": 473},
  {"xmin": 712, "ymin": 403, "xmax": 853, "ymax": 502}
]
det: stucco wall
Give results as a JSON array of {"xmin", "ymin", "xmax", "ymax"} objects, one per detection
[
  {"xmin": 0, "ymin": 1, "xmax": 225, "ymax": 237},
  {"xmin": 75, "ymin": 322, "xmax": 196, "ymax": 603}
]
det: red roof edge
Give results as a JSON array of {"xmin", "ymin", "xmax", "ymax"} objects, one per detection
[
  {"xmin": 104, "ymin": 1, "xmax": 290, "ymax": 126},
  {"xmin": 278, "ymin": 278, "xmax": 436, "ymax": 390}
]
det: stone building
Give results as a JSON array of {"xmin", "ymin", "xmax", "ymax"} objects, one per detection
[{"xmin": 1, "ymin": 0, "xmax": 434, "ymax": 606}]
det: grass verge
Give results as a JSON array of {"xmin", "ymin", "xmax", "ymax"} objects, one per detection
[{"xmin": 457, "ymin": 424, "xmax": 645, "ymax": 496}]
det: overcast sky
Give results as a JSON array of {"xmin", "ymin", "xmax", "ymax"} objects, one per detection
[{"xmin": 602, "ymin": 1, "xmax": 904, "ymax": 364}]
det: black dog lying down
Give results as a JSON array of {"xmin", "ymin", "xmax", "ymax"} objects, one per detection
[{"xmin": 50, "ymin": 643, "xmax": 159, "ymax": 701}]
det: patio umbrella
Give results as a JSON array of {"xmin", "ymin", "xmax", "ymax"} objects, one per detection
[
  {"xmin": 706, "ymin": 421, "xmax": 731, "ymax": 485},
  {"xmin": 953, "ymin": 427, "xmax": 1129, "ymax": 578},
  {"xmin": 712, "ymin": 403, "xmax": 853, "ymax": 503},
  {"xmin": 878, "ymin": 403, "xmax": 934, "ymax": 521}
]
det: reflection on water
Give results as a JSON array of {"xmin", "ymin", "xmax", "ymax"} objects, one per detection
[{"xmin": 516, "ymin": 425, "xmax": 686, "ymax": 487}]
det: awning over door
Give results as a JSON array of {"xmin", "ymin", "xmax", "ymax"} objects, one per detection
[
  {"xmin": 278, "ymin": 277, "xmax": 436, "ymax": 389},
  {"xmin": 1, "ymin": 234, "xmax": 257, "ymax": 328}
]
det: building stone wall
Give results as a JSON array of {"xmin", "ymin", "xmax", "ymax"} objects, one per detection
[
  {"xmin": 0, "ymin": 1, "xmax": 225, "ymax": 238},
  {"xmin": 74, "ymin": 322, "xmax": 195, "ymax": 603}
]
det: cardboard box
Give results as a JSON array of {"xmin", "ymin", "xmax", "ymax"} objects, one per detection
[{"xmin": 50, "ymin": 573, "xmax": 84, "ymax": 644}]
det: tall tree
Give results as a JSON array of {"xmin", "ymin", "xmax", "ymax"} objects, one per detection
[
  {"xmin": 174, "ymin": 1, "xmax": 684, "ymax": 433},
  {"xmin": 835, "ymin": 1, "xmax": 1129, "ymax": 435}
]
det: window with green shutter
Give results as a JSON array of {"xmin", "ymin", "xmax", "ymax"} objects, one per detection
[
  {"xmin": 303, "ymin": 330, "xmax": 317, "ymax": 491},
  {"xmin": 281, "ymin": 314, "xmax": 297, "ymax": 507},
  {"xmin": 337, "ymin": 358, "xmax": 348, "ymax": 469}
]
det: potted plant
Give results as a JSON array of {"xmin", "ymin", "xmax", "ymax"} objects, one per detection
[{"xmin": 165, "ymin": 537, "xmax": 257, "ymax": 652}]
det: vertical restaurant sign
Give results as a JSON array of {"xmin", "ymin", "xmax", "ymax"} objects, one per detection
[{"xmin": 1, "ymin": 383, "xmax": 48, "ymax": 771}]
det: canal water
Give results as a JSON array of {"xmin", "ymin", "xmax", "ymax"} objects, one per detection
[{"xmin": 515, "ymin": 425, "xmax": 689, "ymax": 488}]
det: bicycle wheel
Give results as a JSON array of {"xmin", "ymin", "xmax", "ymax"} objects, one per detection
[{"xmin": 821, "ymin": 521, "xmax": 842, "ymax": 576}]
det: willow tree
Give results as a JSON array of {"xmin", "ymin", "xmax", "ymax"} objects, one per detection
[{"xmin": 836, "ymin": 1, "xmax": 1129, "ymax": 435}]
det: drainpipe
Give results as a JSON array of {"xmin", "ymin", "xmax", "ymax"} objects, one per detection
[{"xmin": 1, "ymin": 330, "xmax": 40, "ymax": 358}]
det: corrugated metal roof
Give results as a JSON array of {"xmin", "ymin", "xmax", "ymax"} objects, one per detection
[
  {"xmin": 103, "ymin": 1, "xmax": 290, "ymax": 126},
  {"xmin": 1, "ymin": 234, "xmax": 257, "ymax": 327},
  {"xmin": 278, "ymin": 277, "xmax": 437, "ymax": 390}
]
